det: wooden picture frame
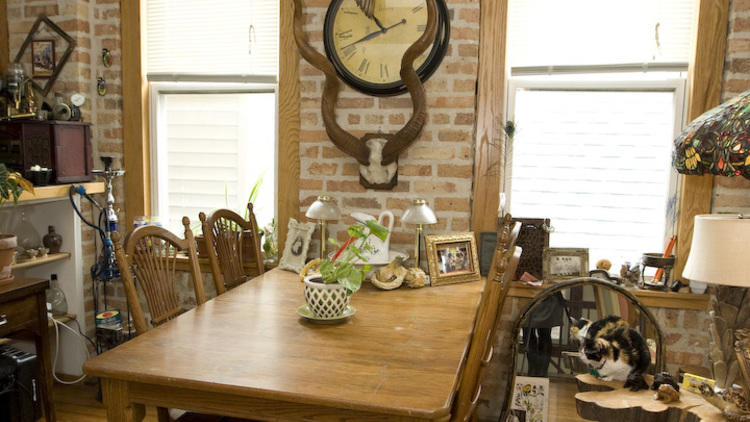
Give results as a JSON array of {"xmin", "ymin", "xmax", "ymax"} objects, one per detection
[
  {"xmin": 425, "ymin": 232, "xmax": 480, "ymax": 286},
  {"xmin": 31, "ymin": 39, "xmax": 55, "ymax": 78},
  {"xmin": 14, "ymin": 15, "xmax": 76, "ymax": 96},
  {"xmin": 542, "ymin": 248, "xmax": 589, "ymax": 280},
  {"xmin": 278, "ymin": 218, "xmax": 316, "ymax": 274}
]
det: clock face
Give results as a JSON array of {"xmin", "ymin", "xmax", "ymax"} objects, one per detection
[{"xmin": 324, "ymin": 0, "xmax": 450, "ymax": 97}]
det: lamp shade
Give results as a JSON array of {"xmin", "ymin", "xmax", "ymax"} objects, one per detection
[
  {"xmin": 673, "ymin": 89, "xmax": 750, "ymax": 179},
  {"xmin": 402, "ymin": 199, "xmax": 437, "ymax": 225},
  {"xmin": 305, "ymin": 195, "xmax": 340, "ymax": 220},
  {"xmin": 683, "ymin": 214, "xmax": 750, "ymax": 287}
]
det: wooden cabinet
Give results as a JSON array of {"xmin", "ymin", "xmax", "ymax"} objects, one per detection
[{"xmin": 0, "ymin": 120, "xmax": 94, "ymax": 183}]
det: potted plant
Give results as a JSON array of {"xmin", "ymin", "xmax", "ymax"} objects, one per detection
[
  {"xmin": 0, "ymin": 164, "xmax": 34, "ymax": 281},
  {"xmin": 304, "ymin": 219, "xmax": 388, "ymax": 318}
]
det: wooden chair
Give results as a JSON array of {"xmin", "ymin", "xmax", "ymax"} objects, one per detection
[
  {"xmin": 113, "ymin": 216, "xmax": 207, "ymax": 336},
  {"xmin": 114, "ymin": 217, "xmax": 222, "ymax": 422},
  {"xmin": 451, "ymin": 214, "xmax": 522, "ymax": 422},
  {"xmin": 199, "ymin": 203, "xmax": 265, "ymax": 295}
]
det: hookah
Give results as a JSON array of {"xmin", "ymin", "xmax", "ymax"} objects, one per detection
[{"xmin": 69, "ymin": 156, "xmax": 126, "ymax": 352}]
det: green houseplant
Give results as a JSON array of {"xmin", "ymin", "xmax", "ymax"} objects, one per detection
[
  {"xmin": 0, "ymin": 164, "xmax": 34, "ymax": 281},
  {"xmin": 303, "ymin": 219, "xmax": 388, "ymax": 318}
]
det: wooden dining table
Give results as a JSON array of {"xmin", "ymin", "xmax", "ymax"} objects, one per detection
[{"xmin": 83, "ymin": 268, "xmax": 483, "ymax": 421}]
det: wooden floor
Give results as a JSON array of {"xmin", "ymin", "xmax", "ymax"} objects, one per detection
[
  {"xmin": 43, "ymin": 379, "xmax": 586, "ymax": 422},
  {"xmin": 41, "ymin": 381, "xmax": 160, "ymax": 422}
]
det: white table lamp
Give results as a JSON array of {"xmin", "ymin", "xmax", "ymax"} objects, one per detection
[
  {"xmin": 683, "ymin": 214, "xmax": 750, "ymax": 289},
  {"xmin": 402, "ymin": 198, "xmax": 437, "ymax": 269},
  {"xmin": 305, "ymin": 196, "xmax": 340, "ymax": 260}
]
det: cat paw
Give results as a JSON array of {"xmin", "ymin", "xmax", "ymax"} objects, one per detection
[{"xmin": 601, "ymin": 376, "xmax": 614, "ymax": 381}]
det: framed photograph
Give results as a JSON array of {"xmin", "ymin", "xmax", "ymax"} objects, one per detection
[
  {"xmin": 278, "ymin": 218, "xmax": 316, "ymax": 273},
  {"xmin": 542, "ymin": 248, "xmax": 589, "ymax": 280},
  {"xmin": 31, "ymin": 39, "xmax": 55, "ymax": 78},
  {"xmin": 507, "ymin": 376, "xmax": 549, "ymax": 422},
  {"xmin": 425, "ymin": 233, "xmax": 480, "ymax": 286}
]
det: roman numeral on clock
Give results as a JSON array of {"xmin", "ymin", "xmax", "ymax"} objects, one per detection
[
  {"xmin": 417, "ymin": 24, "xmax": 426, "ymax": 32},
  {"xmin": 412, "ymin": 4, "xmax": 424, "ymax": 13},
  {"xmin": 343, "ymin": 45, "xmax": 356, "ymax": 58},
  {"xmin": 337, "ymin": 29, "xmax": 352, "ymax": 39},
  {"xmin": 358, "ymin": 58, "xmax": 370, "ymax": 74}
]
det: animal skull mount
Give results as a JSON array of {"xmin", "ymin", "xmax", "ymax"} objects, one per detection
[{"xmin": 292, "ymin": 0, "xmax": 438, "ymax": 190}]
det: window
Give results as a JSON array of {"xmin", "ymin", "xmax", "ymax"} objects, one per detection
[
  {"xmin": 145, "ymin": 0, "xmax": 279, "ymax": 234},
  {"xmin": 504, "ymin": 0, "xmax": 694, "ymax": 270}
]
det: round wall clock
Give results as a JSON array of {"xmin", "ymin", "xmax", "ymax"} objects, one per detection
[{"xmin": 323, "ymin": 0, "xmax": 450, "ymax": 97}]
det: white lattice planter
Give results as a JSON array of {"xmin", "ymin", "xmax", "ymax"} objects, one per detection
[{"xmin": 304, "ymin": 275, "xmax": 351, "ymax": 319}]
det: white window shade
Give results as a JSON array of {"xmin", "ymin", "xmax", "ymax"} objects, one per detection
[
  {"xmin": 507, "ymin": 0, "xmax": 695, "ymax": 67},
  {"xmin": 146, "ymin": 0, "xmax": 279, "ymax": 76},
  {"xmin": 507, "ymin": 85, "xmax": 682, "ymax": 269}
]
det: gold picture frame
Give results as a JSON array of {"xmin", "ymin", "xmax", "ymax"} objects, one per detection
[
  {"xmin": 542, "ymin": 247, "xmax": 589, "ymax": 280},
  {"xmin": 425, "ymin": 232, "xmax": 480, "ymax": 286}
]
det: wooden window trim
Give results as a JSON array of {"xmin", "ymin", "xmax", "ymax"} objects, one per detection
[
  {"xmin": 470, "ymin": 0, "xmax": 726, "ymax": 277},
  {"xmin": 674, "ymin": 0, "xmax": 728, "ymax": 279},
  {"xmin": 120, "ymin": 1, "xmax": 300, "ymax": 251},
  {"xmin": 0, "ymin": 0, "xmax": 8, "ymax": 76}
]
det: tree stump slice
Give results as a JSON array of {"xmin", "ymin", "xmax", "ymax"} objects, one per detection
[{"xmin": 575, "ymin": 374, "xmax": 726, "ymax": 422}]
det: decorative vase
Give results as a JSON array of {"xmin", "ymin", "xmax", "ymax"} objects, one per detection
[
  {"xmin": 15, "ymin": 210, "xmax": 41, "ymax": 250},
  {"xmin": 43, "ymin": 225, "xmax": 63, "ymax": 254},
  {"xmin": 304, "ymin": 275, "xmax": 350, "ymax": 318},
  {"xmin": 0, "ymin": 234, "xmax": 17, "ymax": 281}
]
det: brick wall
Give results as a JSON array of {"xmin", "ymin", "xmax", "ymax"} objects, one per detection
[
  {"xmin": 297, "ymin": 0, "xmax": 480, "ymax": 258},
  {"xmin": 6, "ymin": 0, "xmax": 126, "ymax": 337}
]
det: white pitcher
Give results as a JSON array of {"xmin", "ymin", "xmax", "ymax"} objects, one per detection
[{"xmin": 351, "ymin": 210, "xmax": 394, "ymax": 264}]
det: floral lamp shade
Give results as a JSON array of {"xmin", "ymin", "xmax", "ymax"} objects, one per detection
[{"xmin": 673, "ymin": 89, "xmax": 750, "ymax": 178}]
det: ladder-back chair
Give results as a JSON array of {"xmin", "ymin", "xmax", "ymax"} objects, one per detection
[
  {"xmin": 113, "ymin": 216, "xmax": 207, "ymax": 336},
  {"xmin": 451, "ymin": 214, "xmax": 522, "ymax": 422},
  {"xmin": 199, "ymin": 203, "xmax": 265, "ymax": 295}
]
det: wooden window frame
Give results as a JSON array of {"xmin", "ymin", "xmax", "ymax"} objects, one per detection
[
  {"xmin": 120, "ymin": 1, "xmax": 299, "ymax": 252},
  {"xmin": 470, "ymin": 0, "xmax": 727, "ymax": 279}
]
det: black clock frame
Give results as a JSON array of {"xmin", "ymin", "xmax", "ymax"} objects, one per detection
[{"xmin": 323, "ymin": 0, "xmax": 450, "ymax": 97}]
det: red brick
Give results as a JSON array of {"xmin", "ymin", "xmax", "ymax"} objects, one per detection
[
  {"xmin": 438, "ymin": 129, "xmax": 470, "ymax": 142},
  {"xmin": 24, "ymin": 5, "xmax": 59, "ymax": 18},
  {"xmin": 435, "ymin": 197, "xmax": 470, "ymax": 212},
  {"xmin": 343, "ymin": 197, "xmax": 381, "ymax": 209},
  {"xmin": 399, "ymin": 164, "xmax": 431, "ymax": 176},
  {"xmin": 438, "ymin": 164, "xmax": 473, "ymax": 178},
  {"xmin": 327, "ymin": 180, "xmax": 366, "ymax": 193},
  {"xmin": 414, "ymin": 181, "xmax": 456, "ymax": 193},
  {"xmin": 307, "ymin": 162, "xmax": 338, "ymax": 176}
]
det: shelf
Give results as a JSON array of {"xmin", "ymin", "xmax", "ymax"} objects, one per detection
[
  {"xmin": 507, "ymin": 281, "xmax": 710, "ymax": 310},
  {"xmin": 16, "ymin": 182, "xmax": 105, "ymax": 203},
  {"xmin": 13, "ymin": 252, "xmax": 71, "ymax": 270},
  {"xmin": 48, "ymin": 313, "xmax": 77, "ymax": 328}
]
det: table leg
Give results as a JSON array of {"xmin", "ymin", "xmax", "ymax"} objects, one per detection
[
  {"xmin": 34, "ymin": 293, "xmax": 55, "ymax": 422},
  {"xmin": 101, "ymin": 379, "xmax": 146, "ymax": 422}
]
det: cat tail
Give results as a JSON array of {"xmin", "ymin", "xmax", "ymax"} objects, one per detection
[{"xmin": 624, "ymin": 368, "xmax": 649, "ymax": 391}]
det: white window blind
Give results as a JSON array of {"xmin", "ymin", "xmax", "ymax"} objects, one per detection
[
  {"xmin": 146, "ymin": 0, "xmax": 279, "ymax": 76},
  {"xmin": 154, "ymin": 91, "xmax": 277, "ymax": 234},
  {"xmin": 506, "ymin": 84, "xmax": 682, "ymax": 269},
  {"xmin": 507, "ymin": 0, "xmax": 695, "ymax": 67}
]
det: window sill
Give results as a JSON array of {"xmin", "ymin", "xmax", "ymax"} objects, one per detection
[{"xmin": 507, "ymin": 281, "xmax": 710, "ymax": 311}]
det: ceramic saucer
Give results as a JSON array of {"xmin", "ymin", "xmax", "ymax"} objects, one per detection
[{"xmin": 296, "ymin": 304, "xmax": 356, "ymax": 324}]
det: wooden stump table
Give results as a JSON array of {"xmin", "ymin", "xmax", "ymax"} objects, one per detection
[{"xmin": 575, "ymin": 374, "xmax": 725, "ymax": 422}]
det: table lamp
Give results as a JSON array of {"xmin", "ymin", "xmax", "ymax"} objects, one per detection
[
  {"xmin": 683, "ymin": 214, "xmax": 750, "ymax": 392},
  {"xmin": 402, "ymin": 198, "xmax": 437, "ymax": 269},
  {"xmin": 305, "ymin": 195, "xmax": 340, "ymax": 260}
]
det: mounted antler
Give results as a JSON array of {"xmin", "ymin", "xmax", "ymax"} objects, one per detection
[{"xmin": 291, "ymin": 0, "xmax": 438, "ymax": 189}]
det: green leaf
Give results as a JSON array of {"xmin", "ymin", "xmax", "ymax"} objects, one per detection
[
  {"xmin": 336, "ymin": 265, "xmax": 363, "ymax": 295},
  {"xmin": 364, "ymin": 220, "xmax": 389, "ymax": 241},
  {"xmin": 347, "ymin": 224, "xmax": 366, "ymax": 239},
  {"xmin": 327, "ymin": 237, "xmax": 341, "ymax": 248}
]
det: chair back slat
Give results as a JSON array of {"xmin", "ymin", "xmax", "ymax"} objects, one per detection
[
  {"xmin": 113, "ymin": 216, "xmax": 207, "ymax": 335},
  {"xmin": 200, "ymin": 203, "xmax": 265, "ymax": 295},
  {"xmin": 451, "ymin": 214, "xmax": 521, "ymax": 422}
]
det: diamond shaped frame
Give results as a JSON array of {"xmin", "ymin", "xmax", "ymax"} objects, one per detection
[{"xmin": 13, "ymin": 15, "xmax": 76, "ymax": 96}]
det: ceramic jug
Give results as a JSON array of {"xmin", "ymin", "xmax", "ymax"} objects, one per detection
[{"xmin": 351, "ymin": 210, "xmax": 394, "ymax": 264}]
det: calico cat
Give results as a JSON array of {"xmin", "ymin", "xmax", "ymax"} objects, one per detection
[{"xmin": 570, "ymin": 316, "xmax": 651, "ymax": 391}]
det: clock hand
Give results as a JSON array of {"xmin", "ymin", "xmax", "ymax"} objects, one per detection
[
  {"xmin": 342, "ymin": 19, "xmax": 407, "ymax": 49},
  {"xmin": 372, "ymin": 15, "xmax": 387, "ymax": 32}
]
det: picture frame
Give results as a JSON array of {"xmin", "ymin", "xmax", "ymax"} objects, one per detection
[
  {"xmin": 278, "ymin": 218, "xmax": 316, "ymax": 273},
  {"xmin": 478, "ymin": 232, "xmax": 498, "ymax": 276},
  {"xmin": 542, "ymin": 248, "xmax": 589, "ymax": 280},
  {"xmin": 507, "ymin": 376, "xmax": 549, "ymax": 422},
  {"xmin": 31, "ymin": 39, "xmax": 55, "ymax": 78},
  {"xmin": 14, "ymin": 15, "xmax": 76, "ymax": 96},
  {"xmin": 425, "ymin": 232, "xmax": 480, "ymax": 286}
]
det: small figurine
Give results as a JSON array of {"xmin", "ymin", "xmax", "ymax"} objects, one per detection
[
  {"xmin": 655, "ymin": 384, "xmax": 680, "ymax": 403},
  {"xmin": 404, "ymin": 267, "xmax": 427, "ymax": 288},
  {"xmin": 371, "ymin": 256, "xmax": 407, "ymax": 290},
  {"xmin": 651, "ymin": 371, "xmax": 680, "ymax": 392},
  {"xmin": 620, "ymin": 262, "xmax": 640, "ymax": 285},
  {"xmin": 596, "ymin": 259, "xmax": 612, "ymax": 271}
]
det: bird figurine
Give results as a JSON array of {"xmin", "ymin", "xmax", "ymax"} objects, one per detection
[
  {"xmin": 699, "ymin": 383, "xmax": 750, "ymax": 420},
  {"xmin": 371, "ymin": 256, "xmax": 407, "ymax": 290}
]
